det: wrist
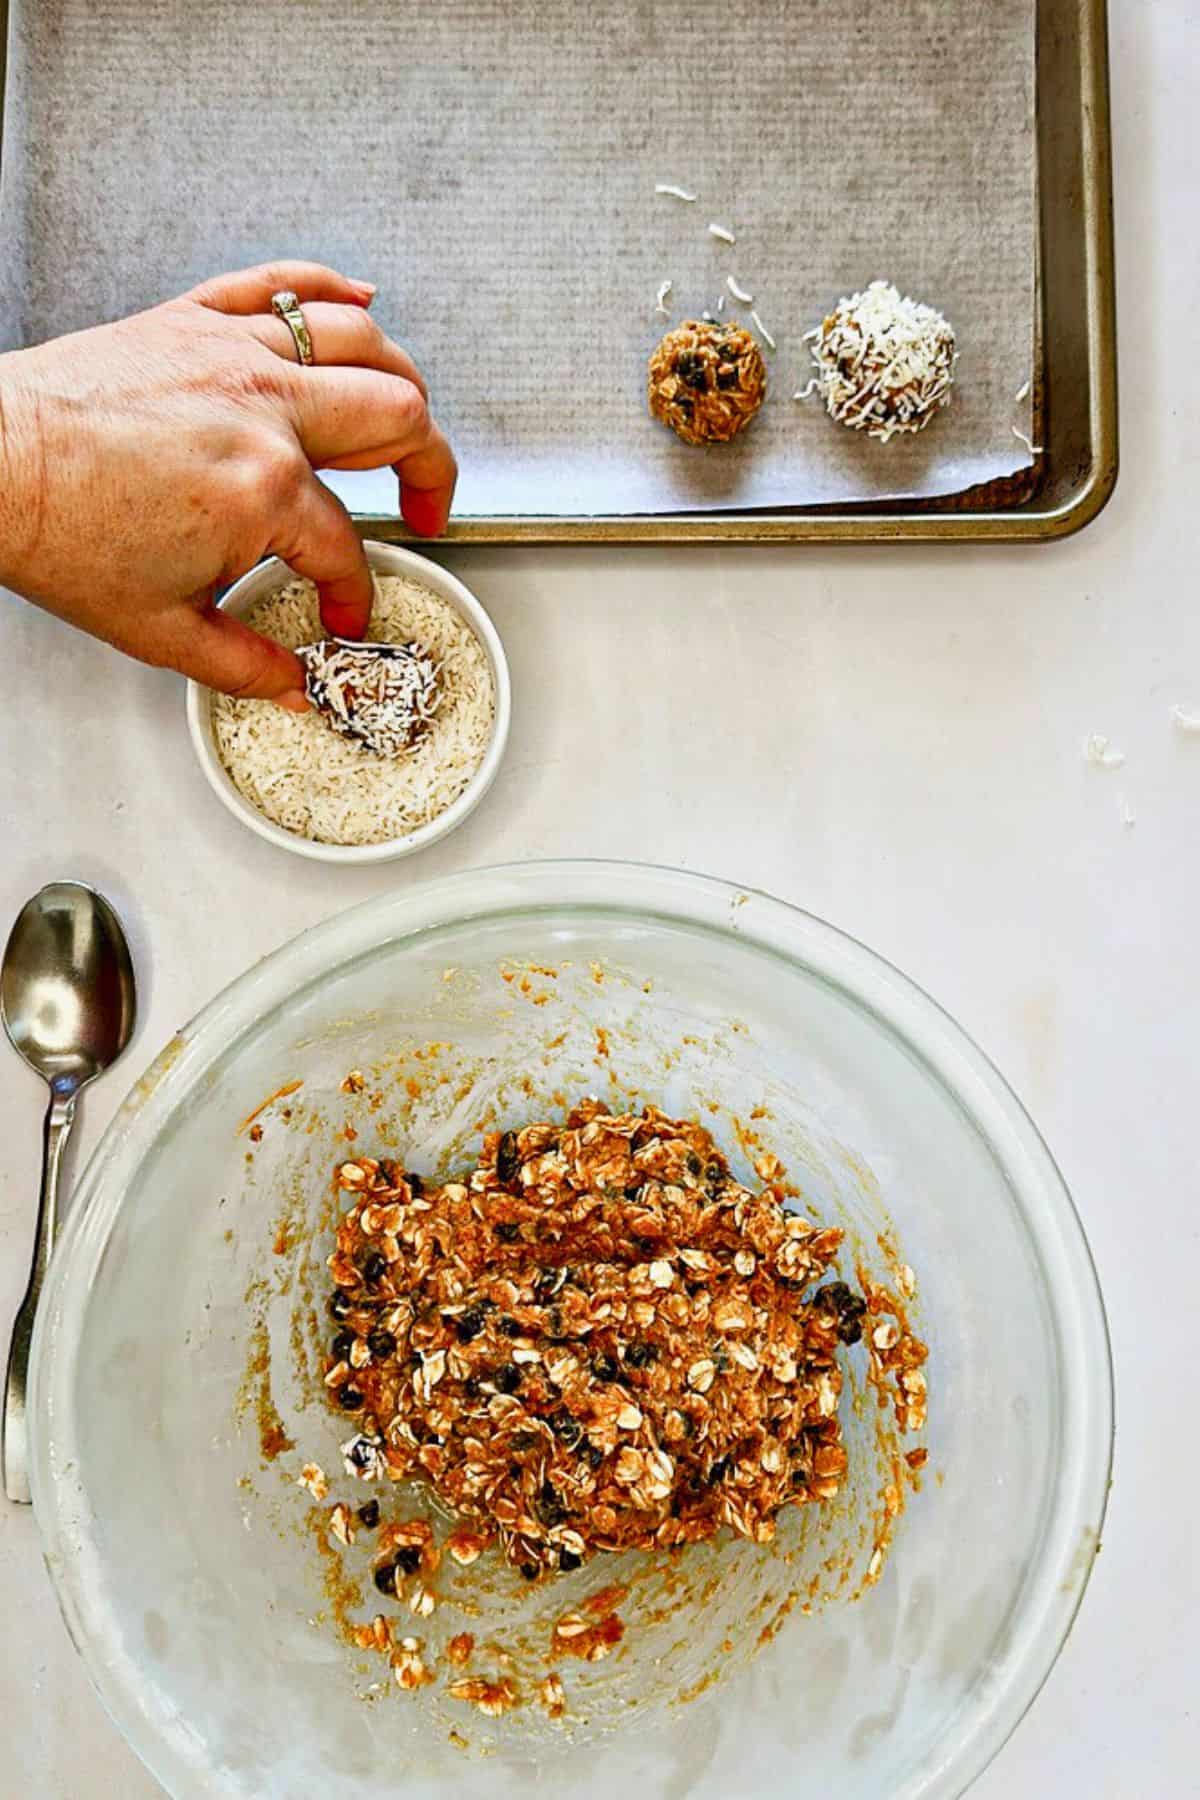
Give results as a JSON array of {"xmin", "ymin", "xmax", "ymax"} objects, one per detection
[{"xmin": 0, "ymin": 354, "xmax": 43, "ymax": 594}]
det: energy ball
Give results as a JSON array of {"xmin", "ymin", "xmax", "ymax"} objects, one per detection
[
  {"xmin": 648, "ymin": 320, "xmax": 767, "ymax": 446},
  {"xmin": 802, "ymin": 280, "xmax": 957, "ymax": 442}
]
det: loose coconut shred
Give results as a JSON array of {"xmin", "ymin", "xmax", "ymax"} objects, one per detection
[{"xmin": 802, "ymin": 279, "xmax": 957, "ymax": 442}]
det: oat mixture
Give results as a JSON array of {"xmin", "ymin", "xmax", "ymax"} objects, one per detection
[
  {"xmin": 648, "ymin": 321, "xmax": 767, "ymax": 446},
  {"xmin": 321, "ymin": 1102, "xmax": 910, "ymax": 1579}
]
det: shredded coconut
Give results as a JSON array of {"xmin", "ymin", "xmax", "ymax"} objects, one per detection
[
  {"xmin": 716, "ymin": 293, "xmax": 726, "ymax": 314},
  {"xmin": 656, "ymin": 183, "xmax": 697, "ymax": 202},
  {"xmin": 1011, "ymin": 423, "xmax": 1044, "ymax": 456},
  {"xmin": 1117, "ymin": 793, "xmax": 1136, "ymax": 830},
  {"xmin": 803, "ymin": 280, "xmax": 957, "ymax": 442},
  {"xmin": 1170, "ymin": 704, "xmax": 1200, "ymax": 734},
  {"xmin": 726, "ymin": 276, "xmax": 755, "ymax": 304},
  {"xmin": 212, "ymin": 575, "xmax": 495, "ymax": 846},
  {"xmin": 750, "ymin": 309, "xmax": 776, "ymax": 351},
  {"xmin": 1083, "ymin": 733, "xmax": 1125, "ymax": 769},
  {"xmin": 708, "ymin": 223, "xmax": 736, "ymax": 244},
  {"xmin": 1014, "ymin": 379, "xmax": 1031, "ymax": 403},
  {"xmin": 654, "ymin": 279, "xmax": 673, "ymax": 316}
]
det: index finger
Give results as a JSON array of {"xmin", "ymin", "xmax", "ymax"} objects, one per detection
[{"xmin": 186, "ymin": 261, "xmax": 376, "ymax": 315}]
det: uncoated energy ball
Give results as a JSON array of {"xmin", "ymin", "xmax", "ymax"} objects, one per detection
[{"xmin": 648, "ymin": 320, "xmax": 767, "ymax": 446}]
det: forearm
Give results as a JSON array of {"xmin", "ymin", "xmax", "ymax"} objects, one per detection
[{"xmin": 0, "ymin": 352, "xmax": 41, "ymax": 596}]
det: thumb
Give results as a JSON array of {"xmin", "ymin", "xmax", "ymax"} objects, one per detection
[{"xmin": 176, "ymin": 603, "xmax": 310, "ymax": 705}]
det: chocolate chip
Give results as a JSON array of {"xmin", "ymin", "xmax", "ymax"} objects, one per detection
[
  {"xmin": 394, "ymin": 1545, "xmax": 423, "ymax": 1575},
  {"xmin": 497, "ymin": 1130, "xmax": 521, "ymax": 1186},
  {"xmin": 538, "ymin": 1481, "xmax": 567, "ymax": 1527},
  {"xmin": 328, "ymin": 1291, "xmax": 352, "ymax": 1321},
  {"xmin": 356, "ymin": 1499, "xmax": 380, "ymax": 1529},
  {"xmin": 361, "ymin": 1252, "xmax": 387, "ymax": 1285},
  {"xmin": 707, "ymin": 1456, "xmax": 730, "ymax": 1486},
  {"xmin": 456, "ymin": 1307, "xmax": 485, "ymax": 1342},
  {"xmin": 624, "ymin": 1341, "xmax": 658, "ymax": 1368},
  {"xmin": 591, "ymin": 1354, "xmax": 619, "ymax": 1383},
  {"xmin": 373, "ymin": 1560, "xmax": 399, "ymax": 1595},
  {"xmin": 519, "ymin": 1561, "xmax": 540, "ymax": 1581},
  {"xmin": 551, "ymin": 1409, "xmax": 584, "ymax": 1450},
  {"xmin": 497, "ymin": 1316, "xmax": 523, "ymax": 1338},
  {"xmin": 338, "ymin": 1385, "xmax": 364, "ymax": 1411},
  {"xmin": 686, "ymin": 1153, "xmax": 702, "ymax": 1175},
  {"xmin": 407, "ymin": 1171, "xmax": 425, "ymax": 1197},
  {"xmin": 676, "ymin": 351, "xmax": 708, "ymax": 391},
  {"xmin": 331, "ymin": 1329, "xmax": 355, "ymax": 1360},
  {"xmin": 558, "ymin": 1549, "xmax": 582, "ymax": 1572},
  {"xmin": 367, "ymin": 1328, "xmax": 397, "ymax": 1359},
  {"xmin": 716, "ymin": 365, "xmax": 738, "ymax": 389},
  {"xmin": 815, "ymin": 1283, "xmax": 868, "ymax": 1344},
  {"xmin": 494, "ymin": 1363, "xmax": 522, "ymax": 1394},
  {"xmin": 494, "ymin": 1220, "xmax": 520, "ymax": 1244}
]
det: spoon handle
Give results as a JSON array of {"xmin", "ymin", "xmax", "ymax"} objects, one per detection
[{"xmin": 4, "ymin": 1091, "xmax": 77, "ymax": 1505}]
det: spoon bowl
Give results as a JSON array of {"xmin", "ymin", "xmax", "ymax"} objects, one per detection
[
  {"xmin": 2, "ymin": 883, "xmax": 136, "ymax": 1092},
  {"xmin": 2, "ymin": 881, "xmax": 136, "ymax": 1502}
]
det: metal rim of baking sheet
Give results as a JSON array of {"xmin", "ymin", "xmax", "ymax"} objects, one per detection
[
  {"xmin": 0, "ymin": 0, "xmax": 1116, "ymax": 544},
  {"xmin": 368, "ymin": 0, "xmax": 1118, "ymax": 546}
]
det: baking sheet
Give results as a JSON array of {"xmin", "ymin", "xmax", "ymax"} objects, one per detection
[{"xmin": 0, "ymin": 0, "xmax": 1037, "ymax": 518}]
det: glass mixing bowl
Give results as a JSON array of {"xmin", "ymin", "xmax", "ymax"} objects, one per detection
[{"xmin": 29, "ymin": 863, "xmax": 1112, "ymax": 1799}]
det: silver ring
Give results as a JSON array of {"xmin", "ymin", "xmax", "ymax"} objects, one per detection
[{"xmin": 270, "ymin": 289, "xmax": 314, "ymax": 366}]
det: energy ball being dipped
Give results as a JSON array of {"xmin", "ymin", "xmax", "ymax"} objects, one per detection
[
  {"xmin": 296, "ymin": 637, "xmax": 441, "ymax": 759},
  {"xmin": 648, "ymin": 320, "xmax": 767, "ymax": 446}
]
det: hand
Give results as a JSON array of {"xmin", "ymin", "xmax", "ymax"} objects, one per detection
[{"xmin": 0, "ymin": 260, "xmax": 457, "ymax": 705}]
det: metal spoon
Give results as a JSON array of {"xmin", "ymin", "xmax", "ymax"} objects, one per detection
[{"xmin": 1, "ymin": 882, "xmax": 136, "ymax": 1504}]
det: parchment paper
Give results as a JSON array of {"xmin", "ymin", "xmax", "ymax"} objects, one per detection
[{"xmin": 0, "ymin": 0, "xmax": 1037, "ymax": 517}]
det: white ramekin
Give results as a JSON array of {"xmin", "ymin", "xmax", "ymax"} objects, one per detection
[{"xmin": 185, "ymin": 541, "xmax": 511, "ymax": 863}]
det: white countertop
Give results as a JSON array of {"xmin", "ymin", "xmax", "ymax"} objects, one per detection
[{"xmin": 1, "ymin": 3, "xmax": 1195, "ymax": 1792}]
